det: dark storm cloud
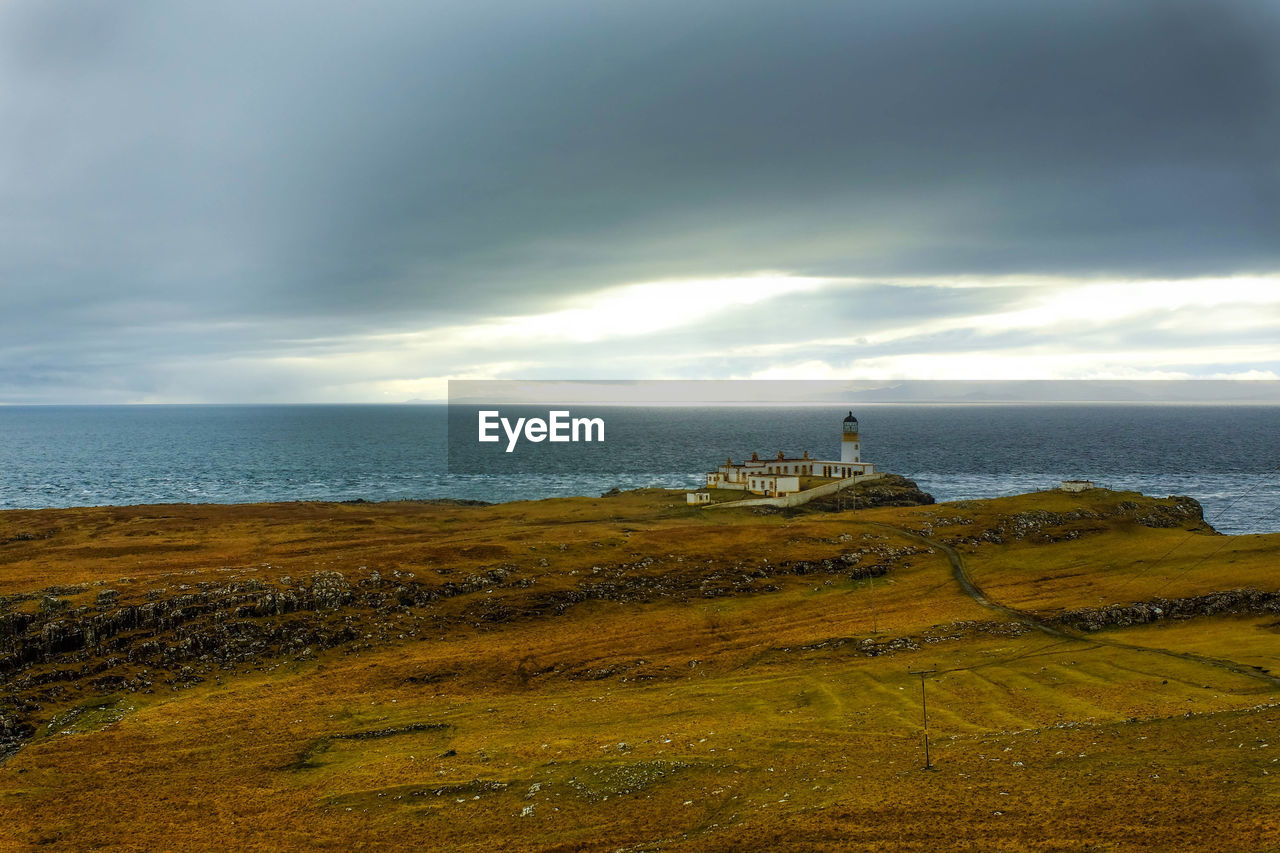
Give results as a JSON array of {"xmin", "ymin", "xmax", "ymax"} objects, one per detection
[{"xmin": 1, "ymin": 0, "xmax": 1278, "ymax": 400}]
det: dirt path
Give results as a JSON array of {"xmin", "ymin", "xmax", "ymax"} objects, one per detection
[{"xmin": 869, "ymin": 521, "xmax": 1280, "ymax": 690}]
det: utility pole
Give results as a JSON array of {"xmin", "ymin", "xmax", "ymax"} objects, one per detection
[
  {"xmin": 908, "ymin": 668, "xmax": 937, "ymax": 770},
  {"xmin": 868, "ymin": 573, "xmax": 879, "ymax": 634}
]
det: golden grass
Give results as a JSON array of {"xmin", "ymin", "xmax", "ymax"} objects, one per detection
[
  {"xmin": 962, "ymin": 520, "xmax": 1280, "ymax": 613},
  {"xmin": 1, "ymin": 488, "xmax": 1278, "ymax": 851}
]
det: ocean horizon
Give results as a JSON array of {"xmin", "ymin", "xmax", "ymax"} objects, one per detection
[{"xmin": 1, "ymin": 403, "xmax": 1276, "ymax": 534}]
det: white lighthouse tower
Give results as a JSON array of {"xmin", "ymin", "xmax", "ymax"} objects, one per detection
[{"xmin": 841, "ymin": 411, "xmax": 860, "ymax": 463}]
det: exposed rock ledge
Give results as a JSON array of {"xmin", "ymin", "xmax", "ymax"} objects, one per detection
[
  {"xmin": 800, "ymin": 474, "xmax": 935, "ymax": 512},
  {"xmin": 1051, "ymin": 588, "xmax": 1280, "ymax": 633}
]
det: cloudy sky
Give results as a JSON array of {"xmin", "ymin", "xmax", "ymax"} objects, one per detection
[{"xmin": 2, "ymin": 0, "xmax": 1278, "ymax": 403}]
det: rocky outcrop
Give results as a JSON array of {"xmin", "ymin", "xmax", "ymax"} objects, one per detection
[
  {"xmin": 781, "ymin": 542, "xmax": 930, "ymax": 579},
  {"xmin": 0, "ymin": 709, "xmax": 34, "ymax": 761},
  {"xmin": 795, "ymin": 618, "xmax": 1033, "ymax": 657},
  {"xmin": 0, "ymin": 568, "xmax": 529, "ymax": 680},
  {"xmin": 944, "ymin": 496, "xmax": 1211, "ymax": 546},
  {"xmin": 1, "ymin": 544, "xmax": 930, "ymax": 689},
  {"xmin": 1051, "ymin": 588, "xmax": 1280, "ymax": 633},
  {"xmin": 1116, "ymin": 497, "xmax": 1208, "ymax": 529},
  {"xmin": 802, "ymin": 474, "xmax": 935, "ymax": 512},
  {"xmin": 0, "ymin": 543, "xmax": 925, "ymax": 761}
]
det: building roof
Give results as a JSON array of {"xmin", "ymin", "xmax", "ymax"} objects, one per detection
[{"xmin": 717, "ymin": 455, "xmax": 862, "ymax": 468}]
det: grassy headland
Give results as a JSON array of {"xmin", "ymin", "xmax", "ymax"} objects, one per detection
[{"xmin": 1, "ymin": 484, "xmax": 1277, "ymax": 851}]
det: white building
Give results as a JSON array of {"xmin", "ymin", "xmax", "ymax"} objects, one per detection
[
  {"xmin": 1061, "ymin": 479, "xmax": 1095, "ymax": 492},
  {"xmin": 704, "ymin": 411, "xmax": 876, "ymax": 497}
]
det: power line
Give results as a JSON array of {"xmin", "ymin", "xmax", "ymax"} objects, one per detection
[
  {"xmin": 1148, "ymin": 500, "xmax": 1280, "ymax": 600},
  {"xmin": 1109, "ymin": 465, "xmax": 1278, "ymax": 602},
  {"xmin": 933, "ymin": 638, "xmax": 1079, "ymax": 677}
]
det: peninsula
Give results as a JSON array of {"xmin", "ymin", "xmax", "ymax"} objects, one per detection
[{"xmin": 1, "ymin": 484, "xmax": 1277, "ymax": 850}]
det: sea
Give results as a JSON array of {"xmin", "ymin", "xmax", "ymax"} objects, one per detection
[{"xmin": 0, "ymin": 404, "xmax": 1277, "ymax": 534}]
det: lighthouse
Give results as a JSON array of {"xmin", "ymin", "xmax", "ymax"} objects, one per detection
[
  {"xmin": 699, "ymin": 409, "xmax": 876, "ymax": 497},
  {"xmin": 841, "ymin": 411, "xmax": 860, "ymax": 463}
]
